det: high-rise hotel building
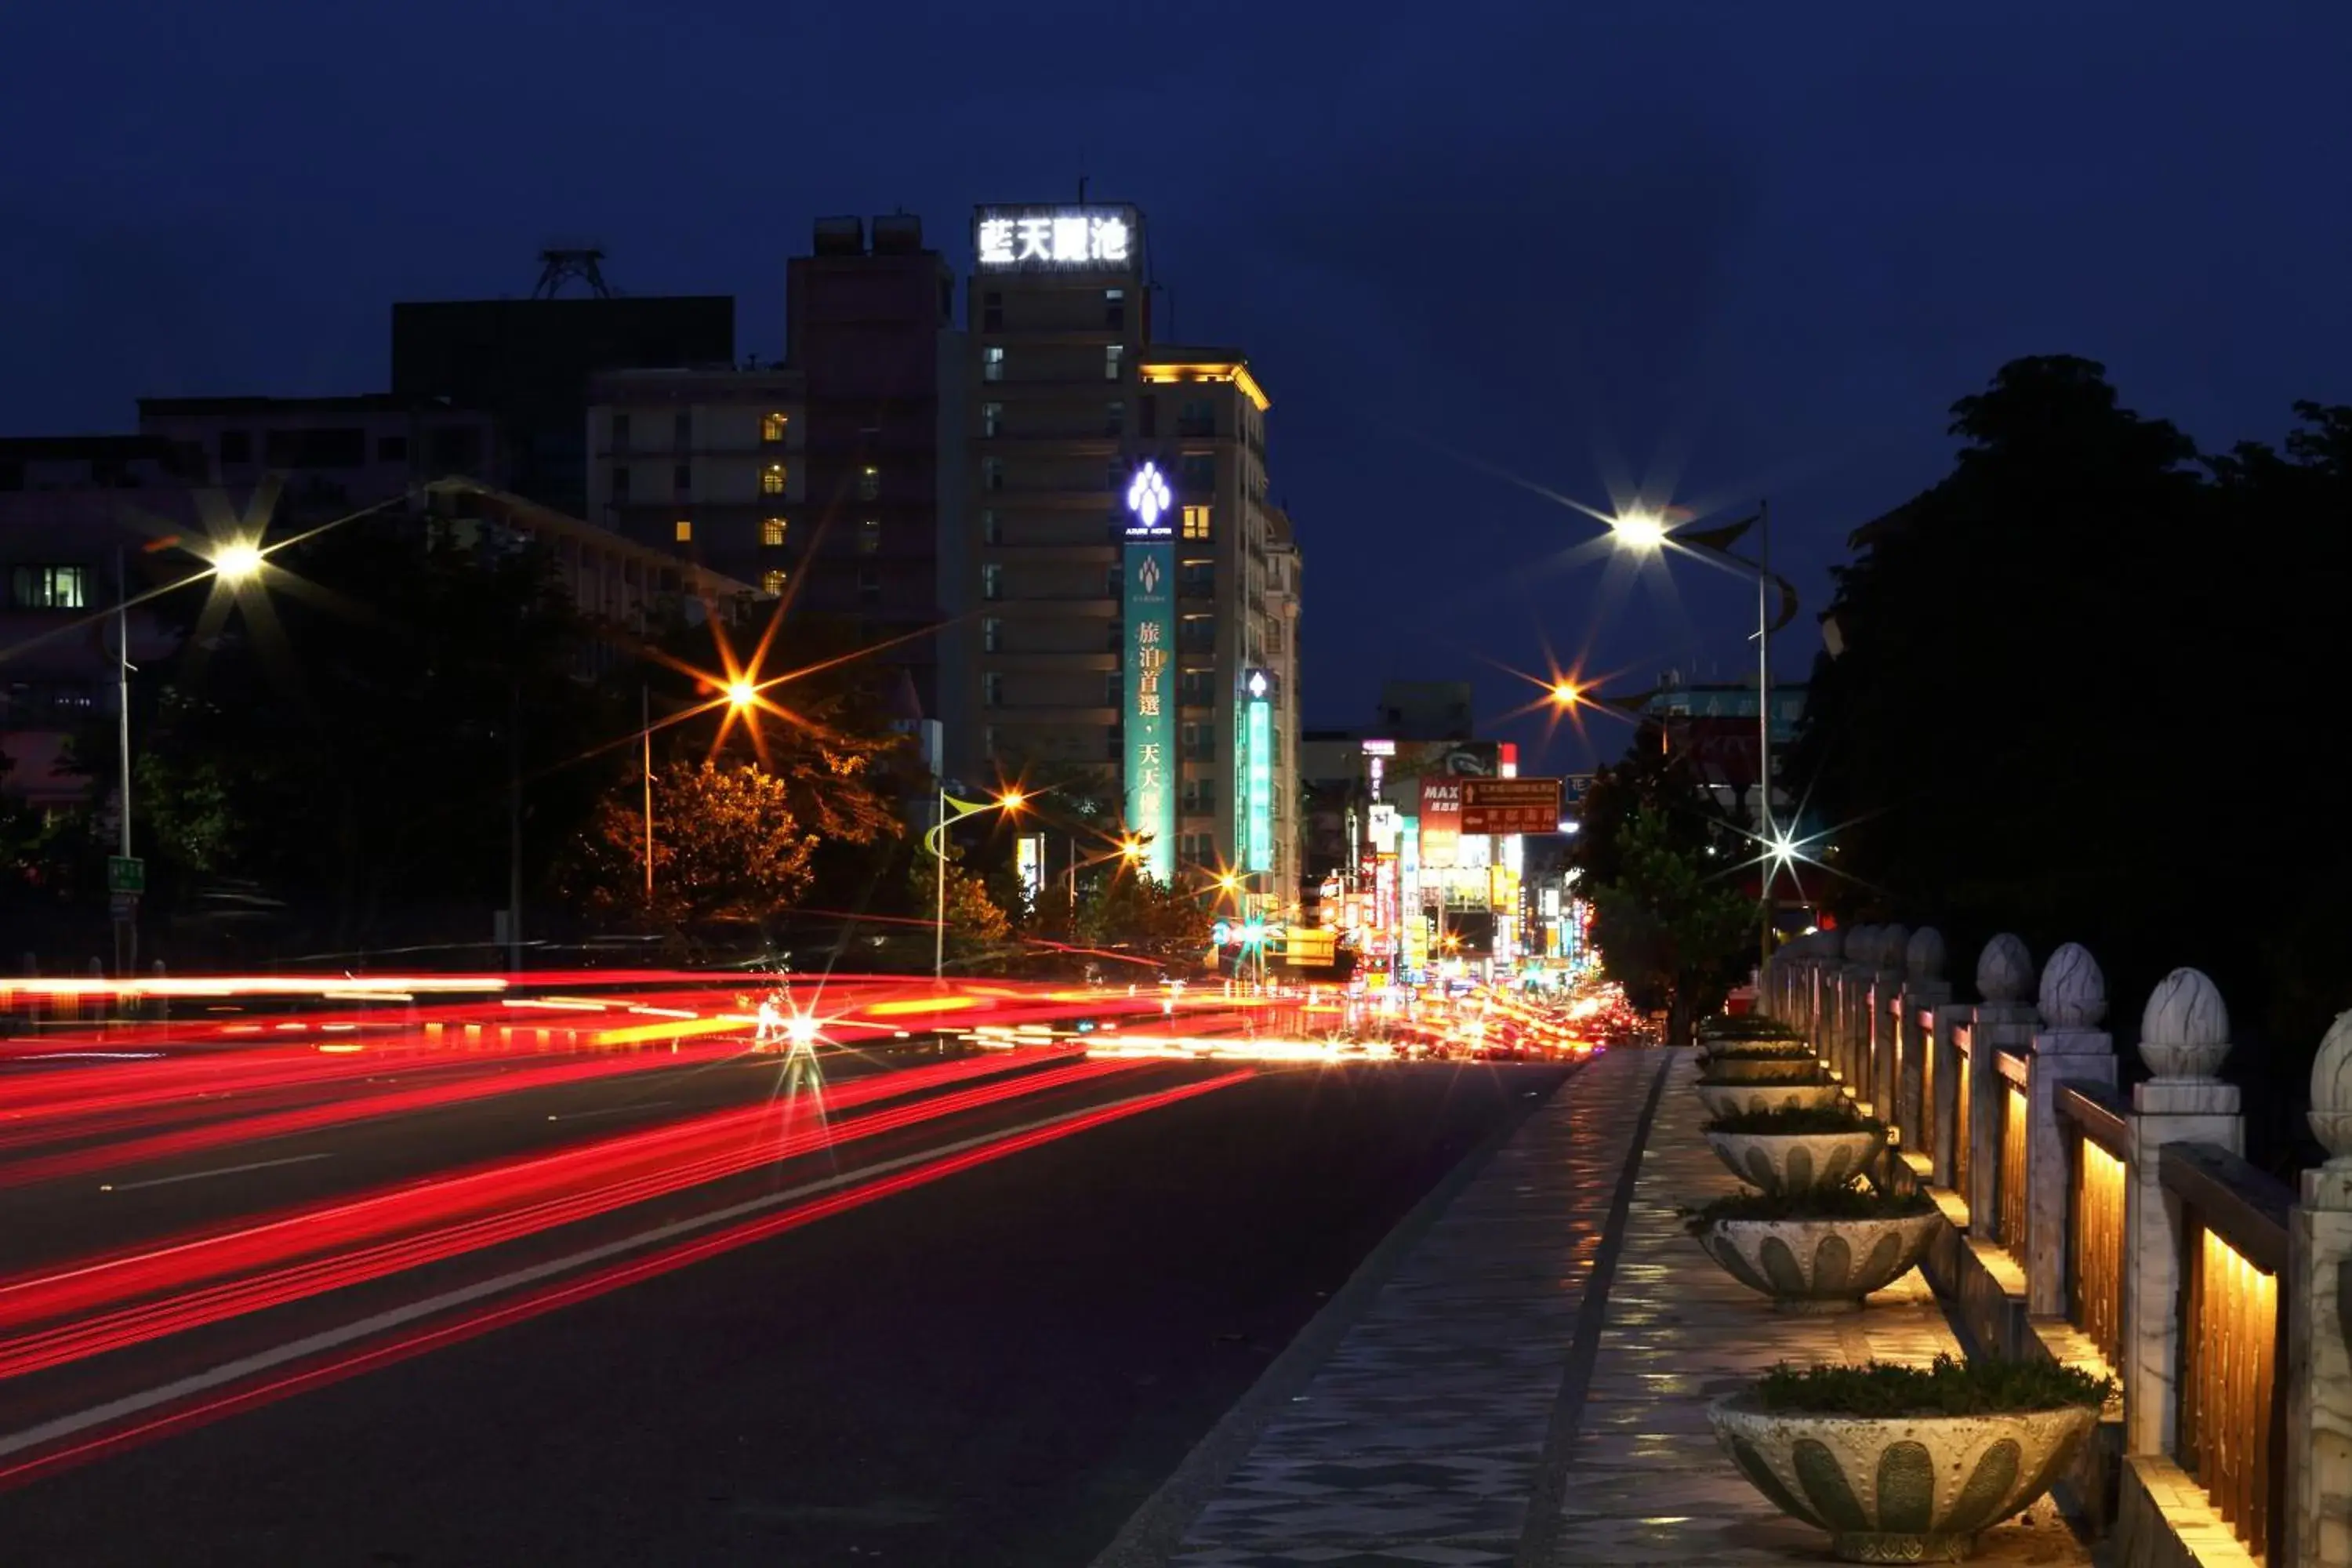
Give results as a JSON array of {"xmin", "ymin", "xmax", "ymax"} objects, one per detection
[{"xmin": 954, "ymin": 203, "xmax": 1299, "ymax": 911}]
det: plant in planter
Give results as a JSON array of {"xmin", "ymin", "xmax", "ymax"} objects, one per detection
[
  {"xmin": 1693, "ymin": 1073, "xmax": 1842, "ymax": 1121},
  {"xmin": 1699, "ymin": 1040, "xmax": 1817, "ymax": 1063},
  {"xmin": 1700, "ymin": 1018, "xmax": 1805, "ymax": 1041},
  {"xmin": 1704, "ymin": 1105, "xmax": 1888, "ymax": 1194},
  {"xmin": 1702, "ymin": 1053, "xmax": 1828, "ymax": 1084},
  {"xmin": 1686, "ymin": 1187, "xmax": 1940, "ymax": 1313},
  {"xmin": 1709, "ymin": 1356, "xmax": 2110, "ymax": 1562}
]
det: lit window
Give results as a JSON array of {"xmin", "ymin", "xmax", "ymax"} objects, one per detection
[
  {"xmin": 1105, "ymin": 288, "xmax": 1125, "ymax": 330},
  {"xmin": 10, "ymin": 564, "xmax": 89, "ymax": 610},
  {"xmin": 982, "ymin": 616, "xmax": 1002, "ymax": 653},
  {"xmin": 761, "ymin": 568, "xmax": 788, "ymax": 597},
  {"xmin": 982, "ymin": 563, "xmax": 1003, "ymax": 601},
  {"xmin": 858, "ymin": 517, "xmax": 881, "ymax": 554},
  {"xmin": 982, "ymin": 402, "xmax": 1004, "ymax": 437},
  {"xmin": 982, "ymin": 346, "xmax": 1006, "ymax": 383},
  {"xmin": 673, "ymin": 519, "xmax": 693, "ymax": 543},
  {"xmin": 762, "ymin": 412, "xmax": 789, "ymax": 444},
  {"xmin": 858, "ymin": 466, "xmax": 880, "ymax": 501},
  {"xmin": 761, "ymin": 464, "xmax": 786, "ymax": 497},
  {"xmin": 1181, "ymin": 505, "xmax": 1210, "ymax": 540},
  {"xmin": 761, "ymin": 517, "xmax": 786, "ymax": 546},
  {"xmin": 1104, "ymin": 343, "xmax": 1124, "ymax": 382}
]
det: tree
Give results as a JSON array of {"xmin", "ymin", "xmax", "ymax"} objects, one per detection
[
  {"xmin": 1082, "ymin": 872, "xmax": 1209, "ymax": 975},
  {"xmin": 909, "ymin": 847, "xmax": 1013, "ymax": 967},
  {"xmin": 565, "ymin": 760, "xmax": 820, "ymax": 941},
  {"xmin": 1584, "ymin": 807, "xmax": 1753, "ymax": 1044},
  {"xmin": 1785, "ymin": 356, "xmax": 2352, "ymax": 1160}
]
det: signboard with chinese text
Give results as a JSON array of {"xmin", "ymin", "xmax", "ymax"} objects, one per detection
[
  {"xmin": 974, "ymin": 206, "xmax": 1141, "ymax": 272},
  {"xmin": 1419, "ymin": 777, "xmax": 1463, "ymax": 868},
  {"xmin": 1461, "ymin": 777, "xmax": 1564, "ymax": 837},
  {"xmin": 1243, "ymin": 670, "xmax": 1274, "ymax": 873},
  {"xmin": 1122, "ymin": 526, "xmax": 1177, "ymax": 882}
]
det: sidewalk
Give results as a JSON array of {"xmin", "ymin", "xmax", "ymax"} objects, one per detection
[{"xmin": 1105, "ymin": 1048, "xmax": 2090, "ymax": 1567}]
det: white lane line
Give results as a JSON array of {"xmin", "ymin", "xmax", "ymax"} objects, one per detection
[
  {"xmin": 546, "ymin": 1100, "xmax": 674, "ymax": 1123},
  {"xmin": 1, "ymin": 1080, "xmax": 1183, "ymax": 1461},
  {"xmin": 100, "ymin": 1152, "xmax": 336, "ymax": 1193}
]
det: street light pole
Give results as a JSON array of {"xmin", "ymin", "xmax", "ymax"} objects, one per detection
[
  {"xmin": 641, "ymin": 684, "xmax": 655, "ymax": 906},
  {"xmin": 935, "ymin": 782, "xmax": 948, "ymax": 982},
  {"xmin": 1756, "ymin": 499, "xmax": 1773, "ymax": 988},
  {"xmin": 114, "ymin": 545, "xmax": 136, "ymax": 976}
]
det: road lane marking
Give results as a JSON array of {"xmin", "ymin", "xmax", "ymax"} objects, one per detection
[
  {"xmin": 0, "ymin": 1072, "xmax": 1240, "ymax": 1464},
  {"xmin": 546, "ymin": 1100, "xmax": 675, "ymax": 1123},
  {"xmin": 100, "ymin": 1152, "xmax": 336, "ymax": 1193}
]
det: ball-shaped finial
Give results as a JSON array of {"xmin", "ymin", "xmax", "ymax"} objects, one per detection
[
  {"xmin": 1976, "ymin": 934, "xmax": 2033, "ymax": 1004},
  {"xmin": 1849, "ymin": 924, "xmax": 1880, "ymax": 966},
  {"xmin": 1875, "ymin": 924, "xmax": 1910, "ymax": 972},
  {"xmin": 1816, "ymin": 927, "xmax": 1846, "ymax": 960},
  {"xmin": 1905, "ymin": 927, "xmax": 1947, "ymax": 982},
  {"xmin": 2139, "ymin": 967, "xmax": 2230, "ymax": 1081},
  {"xmin": 2038, "ymin": 942, "xmax": 2107, "ymax": 1029},
  {"xmin": 2309, "ymin": 1009, "xmax": 2352, "ymax": 1165}
]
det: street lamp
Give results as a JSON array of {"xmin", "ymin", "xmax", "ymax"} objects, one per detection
[
  {"xmin": 210, "ymin": 539, "xmax": 265, "ymax": 586},
  {"xmin": 926, "ymin": 787, "xmax": 1024, "ymax": 980},
  {"xmin": 1602, "ymin": 501, "xmax": 1791, "ymax": 983}
]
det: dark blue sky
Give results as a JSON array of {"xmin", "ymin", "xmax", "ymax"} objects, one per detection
[{"xmin": 7, "ymin": 2, "xmax": 2349, "ymax": 771}]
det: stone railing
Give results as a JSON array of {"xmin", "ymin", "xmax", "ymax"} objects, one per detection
[{"xmin": 1767, "ymin": 926, "xmax": 2352, "ymax": 1567}]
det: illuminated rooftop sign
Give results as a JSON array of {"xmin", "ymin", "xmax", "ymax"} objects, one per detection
[{"xmin": 975, "ymin": 206, "xmax": 1138, "ymax": 270}]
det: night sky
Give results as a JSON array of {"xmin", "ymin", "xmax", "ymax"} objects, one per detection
[{"xmin": 7, "ymin": 2, "xmax": 2349, "ymax": 771}]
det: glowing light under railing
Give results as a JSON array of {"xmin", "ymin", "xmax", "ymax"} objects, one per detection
[{"xmin": 625, "ymin": 1005, "xmax": 696, "ymax": 1019}]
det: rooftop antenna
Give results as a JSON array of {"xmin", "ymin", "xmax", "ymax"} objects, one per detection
[
  {"xmin": 1077, "ymin": 150, "xmax": 1087, "ymax": 205},
  {"xmin": 533, "ymin": 242, "xmax": 615, "ymax": 300}
]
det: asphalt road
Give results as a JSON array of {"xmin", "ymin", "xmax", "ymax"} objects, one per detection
[{"xmin": 0, "ymin": 1057, "xmax": 1572, "ymax": 1567}]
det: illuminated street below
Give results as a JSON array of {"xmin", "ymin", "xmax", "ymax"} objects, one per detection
[{"xmin": 0, "ymin": 971, "xmax": 1574, "ymax": 1566}]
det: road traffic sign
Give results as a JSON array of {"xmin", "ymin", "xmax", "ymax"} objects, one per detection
[{"xmin": 107, "ymin": 855, "xmax": 145, "ymax": 895}]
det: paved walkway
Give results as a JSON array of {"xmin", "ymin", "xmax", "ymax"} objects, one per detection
[{"xmin": 1119, "ymin": 1049, "xmax": 2091, "ymax": 1567}]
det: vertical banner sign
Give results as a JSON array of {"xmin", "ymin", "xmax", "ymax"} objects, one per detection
[
  {"xmin": 1419, "ymin": 777, "xmax": 1463, "ymax": 869},
  {"xmin": 1243, "ymin": 669, "xmax": 1273, "ymax": 874},
  {"xmin": 1123, "ymin": 461, "xmax": 1178, "ymax": 882},
  {"xmin": 1015, "ymin": 834, "xmax": 1044, "ymax": 907}
]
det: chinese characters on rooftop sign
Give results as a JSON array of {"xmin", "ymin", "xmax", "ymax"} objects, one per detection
[{"xmin": 975, "ymin": 207, "xmax": 1139, "ymax": 271}]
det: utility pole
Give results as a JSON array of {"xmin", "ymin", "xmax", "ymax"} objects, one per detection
[
  {"xmin": 641, "ymin": 684, "xmax": 655, "ymax": 905},
  {"xmin": 934, "ymin": 782, "xmax": 948, "ymax": 982},
  {"xmin": 114, "ymin": 545, "xmax": 136, "ymax": 976},
  {"xmin": 1756, "ymin": 499, "xmax": 1774, "ymax": 989},
  {"xmin": 507, "ymin": 677, "xmax": 523, "ymax": 973}
]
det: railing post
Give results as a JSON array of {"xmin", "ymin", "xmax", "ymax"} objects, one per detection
[
  {"xmin": 1869, "ymin": 923, "xmax": 1910, "ymax": 1124},
  {"xmin": 1840, "ymin": 924, "xmax": 1879, "ymax": 1098},
  {"xmin": 1929, "ymin": 999, "xmax": 1973, "ymax": 1190},
  {"xmin": 2025, "ymin": 942, "xmax": 2118, "ymax": 1318},
  {"xmin": 1808, "ymin": 927, "xmax": 1843, "ymax": 1061},
  {"xmin": 2288, "ymin": 1008, "xmax": 2352, "ymax": 1568},
  {"xmin": 2124, "ymin": 966, "xmax": 2242, "ymax": 1455},
  {"xmin": 1899, "ymin": 927, "xmax": 1951, "ymax": 1155},
  {"xmin": 1969, "ymin": 934, "xmax": 2036, "ymax": 1235}
]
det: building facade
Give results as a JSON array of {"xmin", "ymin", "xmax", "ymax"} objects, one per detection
[
  {"xmin": 584, "ymin": 368, "xmax": 805, "ymax": 595},
  {"xmin": 136, "ymin": 395, "xmax": 500, "ymax": 521},
  {"xmin": 956, "ymin": 202, "xmax": 1298, "ymax": 909},
  {"xmin": 784, "ymin": 215, "xmax": 962, "ymax": 724},
  {"xmin": 391, "ymin": 293, "xmax": 735, "ymax": 518}
]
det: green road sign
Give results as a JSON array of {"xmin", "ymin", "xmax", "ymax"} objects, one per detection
[{"xmin": 107, "ymin": 855, "xmax": 145, "ymax": 895}]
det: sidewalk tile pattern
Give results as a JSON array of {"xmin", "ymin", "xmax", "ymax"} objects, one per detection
[
  {"xmin": 1162, "ymin": 1050, "xmax": 2091, "ymax": 1567},
  {"xmin": 1539, "ymin": 1050, "xmax": 2088, "ymax": 1566},
  {"xmin": 1166, "ymin": 1051, "xmax": 1666, "ymax": 1568}
]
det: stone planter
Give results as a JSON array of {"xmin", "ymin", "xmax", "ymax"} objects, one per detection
[
  {"xmin": 1708, "ymin": 1396, "xmax": 2099, "ymax": 1561},
  {"xmin": 1700, "ymin": 1042, "xmax": 1816, "ymax": 1063},
  {"xmin": 1696, "ymin": 1080, "xmax": 1843, "ymax": 1120},
  {"xmin": 1703, "ymin": 1054, "xmax": 1827, "ymax": 1085},
  {"xmin": 1706, "ymin": 1125, "xmax": 1886, "ymax": 1194},
  {"xmin": 1694, "ymin": 1211, "xmax": 1941, "ymax": 1313}
]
